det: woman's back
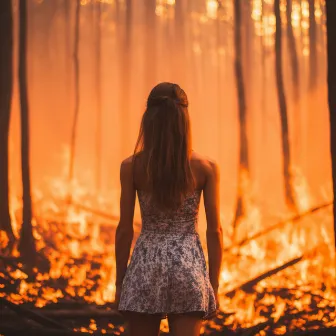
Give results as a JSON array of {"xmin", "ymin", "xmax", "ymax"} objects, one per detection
[
  {"xmin": 137, "ymin": 189, "xmax": 202, "ymax": 234},
  {"xmin": 115, "ymin": 82, "xmax": 223, "ymax": 335},
  {"xmin": 132, "ymin": 151, "xmax": 219, "ymax": 234},
  {"xmin": 117, "ymin": 151, "xmax": 218, "ymax": 319}
]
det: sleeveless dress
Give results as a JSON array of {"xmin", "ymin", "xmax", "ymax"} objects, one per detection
[{"xmin": 118, "ymin": 189, "xmax": 217, "ymax": 320}]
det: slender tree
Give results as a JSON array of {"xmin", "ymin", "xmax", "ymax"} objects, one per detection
[
  {"xmin": 120, "ymin": 0, "xmax": 132, "ymax": 156},
  {"xmin": 286, "ymin": 0, "xmax": 300, "ymax": 103},
  {"xmin": 261, "ymin": 0, "xmax": 267, "ymax": 141},
  {"xmin": 64, "ymin": 0, "xmax": 71, "ymax": 115},
  {"xmin": 286, "ymin": 0, "xmax": 301, "ymax": 160},
  {"xmin": 308, "ymin": 0, "xmax": 317, "ymax": 90},
  {"xmin": 18, "ymin": 0, "xmax": 37, "ymax": 265},
  {"xmin": 274, "ymin": 0, "xmax": 297, "ymax": 212},
  {"xmin": 217, "ymin": 2, "xmax": 223, "ymax": 163},
  {"xmin": 232, "ymin": 0, "xmax": 250, "ymax": 240},
  {"xmin": 326, "ymin": 0, "xmax": 336, "ymax": 250},
  {"xmin": 145, "ymin": 0, "xmax": 157, "ymax": 91},
  {"xmin": 95, "ymin": 1, "xmax": 102, "ymax": 191},
  {"xmin": 68, "ymin": 0, "xmax": 80, "ymax": 190},
  {"xmin": 174, "ymin": 0, "xmax": 186, "ymax": 85},
  {"xmin": 0, "ymin": 0, "xmax": 15, "ymax": 243},
  {"xmin": 243, "ymin": 0, "xmax": 252, "ymax": 91}
]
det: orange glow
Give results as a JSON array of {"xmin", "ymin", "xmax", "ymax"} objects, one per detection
[{"xmin": 1, "ymin": 0, "xmax": 334, "ymax": 333}]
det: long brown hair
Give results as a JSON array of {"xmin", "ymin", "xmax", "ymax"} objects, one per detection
[{"xmin": 134, "ymin": 82, "xmax": 195, "ymax": 210}]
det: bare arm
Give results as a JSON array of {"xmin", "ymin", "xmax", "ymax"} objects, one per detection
[
  {"xmin": 203, "ymin": 161, "xmax": 223, "ymax": 293},
  {"xmin": 115, "ymin": 160, "xmax": 136, "ymax": 287}
]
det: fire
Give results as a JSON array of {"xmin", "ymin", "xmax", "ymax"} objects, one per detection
[{"xmin": 1, "ymin": 144, "xmax": 335, "ymax": 334}]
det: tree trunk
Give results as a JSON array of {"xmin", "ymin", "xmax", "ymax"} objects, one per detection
[
  {"xmin": 64, "ymin": 0, "xmax": 71, "ymax": 117},
  {"xmin": 286, "ymin": 0, "xmax": 301, "ymax": 161},
  {"xmin": 308, "ymin": 0, "xmax": 317, "ymax": 91},
  {"xmin": 217, "ymin": 5, "xmax": 222, "ymax": 163},
  {"xmin": 243, "ymin": 0, "xmax": 252, "ymax": 92},
  {"xmin": 326, "ymin": 0, "xmax": 336, "ymax": 251},
  {"xmin": 68, "ymin": 0, "xmax": 80, "ymax": 190},
  {"xmin": 120, "ymin": 0, "xmax": 132, "ymax": 156},
  {"xmin": 0, "ymin": 0, "xmax": 15, "ymax": 243},
  {"xmin": 286, "ymin": 0, "xmax": 300, "ymax": 103},
  {"xmin": 95, "ymin": 1, "xmax": 102, "ymax": 191},
  {"xmin": 274, "ymin": 0, "xmax": 297, "ymax": 212},
  {"xmin": 232, "ymin": 0, "xmax": 250, "ymax": 240},
  {"xmin": 145, "ymin": 0, "xmax": 157, "ymax": 91},
  {"xmin": 174, "ymin": 0, "xmax": 186, "ymax": 86},
  {"xmin": 18, "ymin": 0, "xmax": 36, "ymax": 266},
  {"xmin": 261, "ymin": 2, "xmax": 267, "ymax": 143}
]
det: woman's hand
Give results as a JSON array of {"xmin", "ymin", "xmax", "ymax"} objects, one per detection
[
  {"xmin": 114, "ymin": 285, "xmax": 122, "ymax": 308},
  {"xmin": 215, "ymin": 292, "xmax": 220, "ymax": 310},
  {"xmin": 212, "ymin": 284, "xmax": 220, "ymax": 310}
]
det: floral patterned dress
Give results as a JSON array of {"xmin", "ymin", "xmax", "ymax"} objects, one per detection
[{"xmin": 118, "ymin": 189, "xmax": 217, "ymax": 320}]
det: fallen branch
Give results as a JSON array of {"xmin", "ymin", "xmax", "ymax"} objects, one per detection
[
  {"xmin": 225, "ymin": 202, "xmax": 332, "ymax": 253},
  {"xmin": 69, "ymin": 201, "xmax": 142, "ymax": 229},
  {"xmin": 0, "ymin": 298, "xmax": 70, "ymax": 330},
  {"xmin": 1, "ymin": 308, "xmax": 124, "ymax": 320},
  {"xmin": 0, "ymin": 254, "xmax": 29, "ymax": 277},
  {"xmin": 239, "ymin": 319, "xmax": 272, "ymax": 336},
  {"xmin": 286, "ymin": 327, "xmax": 336, "ymax": 336},
  {"xmin": 224, "ymin": 255, "xmax": 304, "ymax": 297},
  {"xmin": 71, "ymin": 202, "xmax": 119, "ymax": 221},
  {"xmin": 0, "ymin": 326, "xmax": 94, "ymax": 336}
]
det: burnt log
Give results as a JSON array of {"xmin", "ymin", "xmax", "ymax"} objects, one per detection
[
  {"xmin": 225, "ymin": 255, "xmax": 304, "ymax": 297},
  {"xmin": 224, "ymin": 202, "xmax": 332, "ymax": 253},
  {"xmin": 1, "ymin": 307, "xmax": 124, "ymax": 321},
  {"xmin": 0, "ymin": 298, "xmax": 69, "ymax": 330}
]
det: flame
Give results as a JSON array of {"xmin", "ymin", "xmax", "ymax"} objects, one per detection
[
  {"xmin": 1, "ymin": 1, "xmax": 335, "ymax": 333},
  {"xmin": 2, "ymin": 141, "xmax": 335, "ymax": 333}
]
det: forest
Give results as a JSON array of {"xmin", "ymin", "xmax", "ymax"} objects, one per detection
[{"xmin": 0, "ymin": 0, "xmax": 335, "ymax": 335}]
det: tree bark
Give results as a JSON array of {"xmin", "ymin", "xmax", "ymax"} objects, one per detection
[
  {"xmin": 232, "ymin": 0, "xmax": 250, "ymax": 239},
  {"xmin": 326, "ymin": 0, "xmax": 336, "ymax": 251},
  {"xmin": 0, "ymin": 0, "xmax": 15, "ymax": 242},
  {"xmin": 308, "ymin": 0, "xmax": 317, "ymax": 91},
  {"xmin": 18, "ymin": 0, "xmax": 37, "ymax": 265},
  {"xmin": 274, "ymin": 0, "xmax": 298, "ymax": 212},
  {"xmin": 120, "ymin": 0, "xmax": 132, "ymax": 156},
  {"xmin": 68, "ymin": 0, "xmax": 80, "ymax": 189}
]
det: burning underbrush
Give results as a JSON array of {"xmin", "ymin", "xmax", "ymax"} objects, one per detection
[{"xmin": 1, "ymin": 172, "xmax": 336, "ymax": 335}]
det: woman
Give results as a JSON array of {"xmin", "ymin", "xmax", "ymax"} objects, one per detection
[{"xmin": 114, "ymin": 82, "xmax": 223, "ymax": 336}]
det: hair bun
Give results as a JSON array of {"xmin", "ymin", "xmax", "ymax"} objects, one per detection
[
  {"xmin": 147, "ymin": 95, "xmax": 174, "ymax": 107},
  {"xmin": 147, "ymin": 95, "xmax": 187, "ymax": 108}
]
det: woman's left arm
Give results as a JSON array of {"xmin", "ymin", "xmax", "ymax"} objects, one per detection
[{"xmin": 115, "ymin": 159, "xmax": 136, "ymax": 290}]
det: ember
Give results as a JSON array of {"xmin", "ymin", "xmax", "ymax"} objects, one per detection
[
  {"xmin": 1, "ymin": 156, "xmax": 335, "ymax": 334},
  {"xmin": 1, "ymin": 0, "xmax": 336, "ymax": 335}
]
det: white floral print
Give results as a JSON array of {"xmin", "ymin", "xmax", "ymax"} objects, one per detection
[{"xmin": 118, "ymin": 189, "xmax": 217, "ymax": 320}]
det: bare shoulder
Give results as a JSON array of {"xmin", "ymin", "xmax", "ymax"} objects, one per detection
[
  {"xmin": 120, "ymin": 155, "xmax": 134, "ymax": 177},
  {"xmin": 191, "ymin": 151, "xmax": 219, "ymax": 177}
]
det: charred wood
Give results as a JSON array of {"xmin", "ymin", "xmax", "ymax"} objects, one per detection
[
  {"xmin": 225, "ymin": 255, "xmax": 304, "ymax": 297},
  {"xmin": 224, "ymin": 202, "xmax": 332, "ymax": 253},
  {"xmin": 0, "ymin": 298, "xmax": 70, "ymax": 331}
]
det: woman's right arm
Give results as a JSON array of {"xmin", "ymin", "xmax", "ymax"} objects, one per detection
[{"xmin": 203, "ymin": 160, "xmax": 223, "ymax": 297}]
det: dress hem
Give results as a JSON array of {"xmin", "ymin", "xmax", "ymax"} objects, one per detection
[{"xmin": 118, "ymin": 308, "xmax": 217, "ymax": 321}]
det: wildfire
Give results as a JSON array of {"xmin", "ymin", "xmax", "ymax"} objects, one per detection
[{"xmin": 1, "ymin": 146, "xmax": 335, "ymax": 334}]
